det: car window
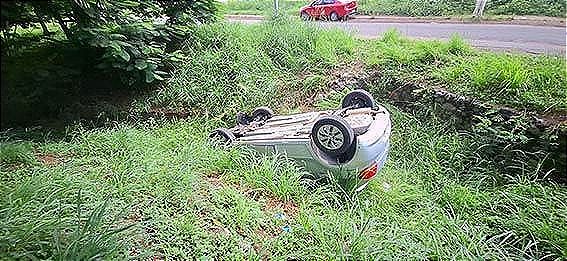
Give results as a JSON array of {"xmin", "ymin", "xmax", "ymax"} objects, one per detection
[
  {"xmin": 323, "ymin": 0, "xmax": 336, "ymax": 4},
  {"xmin": 311, "ymin": 0, "xmax": 323, "ymax": 6}
]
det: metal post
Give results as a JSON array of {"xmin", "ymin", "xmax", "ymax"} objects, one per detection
[
  {"xmin": 274, "ymin": 0, "xmax": 279, "ymax": 17},
  {"xmin": 473, "ymin": 0, "xmax": 488, "ymax": 18}
]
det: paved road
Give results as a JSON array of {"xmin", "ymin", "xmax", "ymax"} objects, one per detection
[{"xmin": 231, "ymin": 18, "xmax": 566, "ymax": 55}]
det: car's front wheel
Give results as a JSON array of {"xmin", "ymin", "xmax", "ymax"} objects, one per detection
[
  {"xmin": 330, "ymin": 12, "xmax": 339, "ymax": 21},
  {"xmin": 311, "ymin": 115, "xmax": 355, "ymax": 156}
]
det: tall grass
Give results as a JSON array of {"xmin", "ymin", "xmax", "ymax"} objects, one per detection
[
  {"xmin": 436, "ymin": 54, "xmax": 567, "ymax": 111},
  {"xmin": 362, "ymin": 29, "xmax": 566, "ymax": 112},
  {"xmin": 4, "ymin": 111, "xmax": 566, "ymax": 258},
  {"xmin": 144, "ymin": 18, "xmax": 355, "ymax": 121}
]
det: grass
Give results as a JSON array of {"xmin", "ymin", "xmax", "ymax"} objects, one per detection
[
  {"xmin": 436, "ymin": 54, "xmax": 567, "ymax": 111},
  {"xmin": 141, "ymin": 18, "xmax": 355, "ymax": 119},
  {"xmin": 2, "ymin": 109, "xmax": 566, "ymax": 259},
  {"xmin": 223, "ymin": 0, "xmax": 566, "ymax": 18},
  {"xmin": 1, "ymin": 18, "xmax": 566, "ymax": 259},
  {"xmin": 361, "ymin": 29, "xmax": 566, "ymax": 112},
  {"xmin": 223, "ymin": 0, "xmax": 306, "ymax": 16}
]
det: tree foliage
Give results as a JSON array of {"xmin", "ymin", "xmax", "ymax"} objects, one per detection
[{"xmin": 1, "ymin": 0, "xmax": 219, "ymax": 84}]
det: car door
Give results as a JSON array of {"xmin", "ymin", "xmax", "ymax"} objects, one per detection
[
  {"xmin": 310, "ymin": 0, "xmax": 324, "ymax": 17},
  {"xmin": 319, "ymin": 0, "xmax": 337, "ymax": 18}
]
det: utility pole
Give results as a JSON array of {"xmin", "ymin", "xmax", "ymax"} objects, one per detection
[
  {"xmin": 473, "ymin": 0, "xmax": 488, "ymax": 18},
  {"xmin": 273, "ymin": 0, "xmax": 279, "ymax": 17}
]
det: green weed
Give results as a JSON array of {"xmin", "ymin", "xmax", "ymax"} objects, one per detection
[
  {"xmin": 0, "ymin": 141, "xmax": 36, "ymax": 166},
  {"xmin": 142, "ymin": 18, "xmax": 354, "ymax": 121},
  {"xmin": 436, "ymin": 53, "xmax": 567, "ymax": 110},
  {"xmin": 362, "ymin": 29, "xmax": 565, "ymax": 111}
]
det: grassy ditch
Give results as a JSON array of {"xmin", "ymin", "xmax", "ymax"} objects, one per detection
[{"xmin": 1, "ymin": 18, "xmax": 566, "ymax": 259}]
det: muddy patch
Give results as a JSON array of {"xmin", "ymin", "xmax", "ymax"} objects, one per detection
[{"xmin": 36, "ymin": 153, "xmax": 63, "ymax": 166}]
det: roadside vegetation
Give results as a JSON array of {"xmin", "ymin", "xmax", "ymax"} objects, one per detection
[
  {"xmin": 362, "ymin": 30, "xmax": 567, "ymax": 111},
  {"xmin": 224, "ymin": 0, "xmax": 566, "ymax": 18},
  {"xmin": 2, "ymin": 11, "xmax": 566, "ymax": 261}
]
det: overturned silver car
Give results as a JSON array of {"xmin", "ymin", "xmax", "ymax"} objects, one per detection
[{"xmin": 210, "ymin": 90, "xmax": 391, "ymax": 190}]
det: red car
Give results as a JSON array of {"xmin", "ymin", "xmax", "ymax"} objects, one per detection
[{"xmin": 300, "ymin": 0, "xmax": 357, "ymax": 21}]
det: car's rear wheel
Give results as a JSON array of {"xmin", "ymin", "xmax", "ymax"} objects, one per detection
[
  {"xmin": 342, "ymin": 89, "xmax": 375, "ymax": 109},
  {"xmin": 209, "ymin": 128, "xmax": 235, "ymax": 145},
  {"xmin": 252, "ymin": 107, "xmax": 274, "ymax": 122},
  {"xmin": 301, "ymin": 11, "xmax": 310, "ymax": 21},
  {"xmin": 330, "ymin": 12, "xmax": 339, "ymax": 21},
  {"xmin": 311, "ymin": 115, "xmax": 355, "ymax": 156}
]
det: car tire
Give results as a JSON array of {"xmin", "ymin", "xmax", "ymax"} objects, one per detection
[
  {"xmin": 252, "ymin": 107, "xmax": 274, "ymax": 122},
  {"xmin": 341, "ymin": 89, "xmax": 375, "ymax": 109},
  {"xmin": 209, "ymin": 128, "xmax": 235, "ymax": 145},
  {"xmin": 311, "ymin": 115, "xmax": 355, "ymax": 156},
  {"xmin": 330, "ymin": 12, "xmax": 339, "ymax": 21},
  {"xmin": 301, "ymin": 11, "xmax": 310, "ymax": 21},
  {"xmin": 236, "ymin": 112, "xmax": 250, "ymax": 125}
]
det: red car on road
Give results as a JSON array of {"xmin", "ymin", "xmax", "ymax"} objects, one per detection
[{"xmin": 300, "ymin": 0, "xmax": 357, "ymax": 21}]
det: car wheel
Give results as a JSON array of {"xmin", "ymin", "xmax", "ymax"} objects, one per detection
[
  {"xmin": 209, "ymin": 128, "xmax": 235, "ymax": 145},
  {"xmin": 311, "ymin": 115, "xmax": 355, "ymax": 156},
  {"xmin": 236, "ymin": 112, "xmax": 250, "ymax": 125},
  {"xmin": 341, "ymin": 89, "xmax": 375, "ymax": 109},
  {"xmin": 252, "ymin": 107, "xmax": 274, "ymax": 122},
  {"xmin": 330, "ymin": 12, "xmax": 339, "ymax": 21},
  {"xmin": 301, "ymin": 11, "xmax": 310, "ymax": 21}
]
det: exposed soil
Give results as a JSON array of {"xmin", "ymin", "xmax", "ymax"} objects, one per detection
[{"xmin": 36, "ymin": 153, "xmax": 62, "ymax": 166}]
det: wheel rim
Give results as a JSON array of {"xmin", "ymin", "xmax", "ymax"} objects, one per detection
[
  {"xmin": 331, "ymin": 13, "xmax": 338, "ymax": 20},
  {"xmin": 254, "ymin": 114, "xmax": 267, "ymax": 122},
  {"xmin": 317, "ymin": 125, "xmax": 344, "ymax": 150},
  {"xmin": 211, "ymin": 133, "xmax": 227, "ymax": 143},
  {"xmin": 352, "ymin": 96, "xmax": 366, "ymax": 108}
]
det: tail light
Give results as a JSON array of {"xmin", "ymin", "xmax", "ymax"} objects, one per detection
[
  {"xmin": 347, "ymin": 1, "xmax": 357, "ymax": 9},
  {"xmin": 359, "ymin": 162, "xmax": 378, "ymax": 180}
]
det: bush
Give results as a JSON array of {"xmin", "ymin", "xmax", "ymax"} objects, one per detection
[{"xmin": 487, "ymin": 0, "xmax": 566, "ymax": 17}]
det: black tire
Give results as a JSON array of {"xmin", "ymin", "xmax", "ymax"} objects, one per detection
[
  {"xmin": 252, "ymin": 107, "xmax": 274, "ymax": 122},
  {"xmin": 209, "ymin": 128, "xmax": 235, "ymax": 145},
  {"xmin": 301, "ymin": 11, "xmax": 310, "ymax": 21},
  {"xmin": 236, "ymin": 112, "xmax": 250, "ymax": 125},
  {"xmin": 311, "ymin": 115, "xmax": 355, "ymax": 156},
  {"xmin": 330, "ymin": 12, "xmax": 339, "ymax": 21},
  {"xmin": 341, "ymin": 89, "xmax": 375, "ymax": 109}
]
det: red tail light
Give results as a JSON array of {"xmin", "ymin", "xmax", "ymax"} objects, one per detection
[
  {"xmin": 359, "ymin": 162, "xmax": 378, "ymax": 180},
  {"xmin": 347, "ymin": 1, "xmax": 357, "ymax": 9}
]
